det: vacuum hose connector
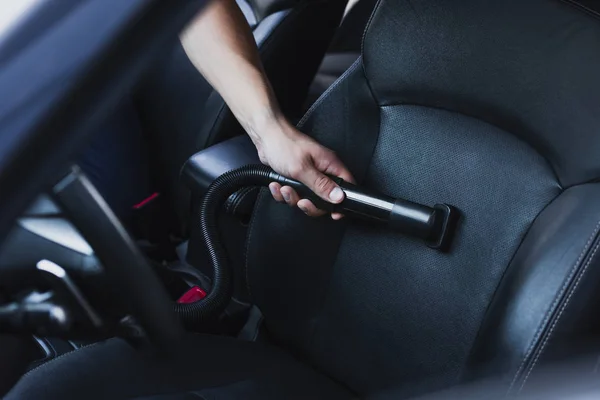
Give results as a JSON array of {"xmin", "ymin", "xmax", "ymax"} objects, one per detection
[{"xmin": 176, "ymin": 165, "xmax": 458, "ymax": 328}]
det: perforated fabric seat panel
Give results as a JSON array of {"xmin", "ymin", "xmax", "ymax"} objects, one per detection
[{"xmin": 306, "ymin": 106, "xmax": 560, "ymax": 395}]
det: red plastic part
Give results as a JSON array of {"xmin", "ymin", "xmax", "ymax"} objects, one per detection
[
  {"xmin": 133, "ymin": 192, "xmax": 160, "ymax": 209},
  {"xmin": 177, "ymin": 286, "xmax": 207, "ymax": 303}
]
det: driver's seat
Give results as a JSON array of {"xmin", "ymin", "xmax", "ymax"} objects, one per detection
[{"xmin": 9, "ymin": 0, "xmax": 600, "ymax": 398}]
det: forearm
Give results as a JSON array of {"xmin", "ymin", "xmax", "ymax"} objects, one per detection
[
  {"xmin": 179, "ymin": 0, "xmax": 354, "ymax": 211},
  {"xmin": 180, "ymin": 0, "xmax": 286, "ymax": 146}
]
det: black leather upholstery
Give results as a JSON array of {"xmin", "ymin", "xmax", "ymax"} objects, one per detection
[
  {"xmin": 245, "ymin": 0, "xmax": 600, "ymax": 398},
  {"xmin": 467, "ymin": 184, "xmax": 600, "ymax": 392},
  {"xmin": 11, "ymin": 1, "xmax": 600, "ymax": 399}
]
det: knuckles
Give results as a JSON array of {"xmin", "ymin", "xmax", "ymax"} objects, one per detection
[{"xmin": 314, "ymin": 174, "xmax": 332, "ymax": 194}]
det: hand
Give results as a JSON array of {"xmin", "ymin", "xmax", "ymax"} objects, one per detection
[{"xmin": 251, "ymin": 118, "xmax": 355, "ymax": 219}]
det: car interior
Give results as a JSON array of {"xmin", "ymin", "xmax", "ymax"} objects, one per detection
[{"xmin": 2, "ymin": 0, "xmax": 600, "ymax": 399}]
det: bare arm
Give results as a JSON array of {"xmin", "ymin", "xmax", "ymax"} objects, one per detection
[{"xmin": 180, "ymin": 0, "xmax": 354, "ymax": 218}]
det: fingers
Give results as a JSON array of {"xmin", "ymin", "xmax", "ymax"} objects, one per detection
[
  {"xmin": 297, "ymin": 147, "xmax": 354, "ymax": 203},
  {"xmin": 314, "ymin": 149, "xmax": 356, "ymax": 184},
  {"xmin": 279, "ymin": 185, "xmax": 300, "ymax": 207},
  {"xmin": 266, "ymin": 136, "xmax": 355, "ymax": 219},
  {"xmin": 268, "ymin": 182, "xmax": 284, "ymax": 202},
  {"xmin": 302, "ymin": 168, "xmax": 346, "ymax": 204},
  {"xmin": 269, "ymin": 182, "xmax": 298, "ymax": 207},
  {"xmin": 268, "ymin": 184, "xmax": 327, "ymax": 217},
  {"xmin": 331, "ymin": 212, "xmax": 344, "ymax": 220},
  {"xmin": 297, "ymin": 199, "xmax": 327, "ymax": 217}
]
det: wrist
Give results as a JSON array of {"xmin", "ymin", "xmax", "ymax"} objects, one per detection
[{"xmin": 245, "ymin": 108, "xmax": 293, "ymax": 144}]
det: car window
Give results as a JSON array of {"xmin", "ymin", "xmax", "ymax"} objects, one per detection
[{"xmin": 0, "ymin": 0, "xmax": 43, "ymax": 40}]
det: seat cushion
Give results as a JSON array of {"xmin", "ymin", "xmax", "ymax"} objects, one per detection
[{"xmin": 7, "ymin": 336, "xmax": 353, "ymax": 400}]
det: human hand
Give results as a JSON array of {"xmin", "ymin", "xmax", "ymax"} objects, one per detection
[{"xmin": 251, "ymin": 118, "xmax": 355, "ymax": 219}]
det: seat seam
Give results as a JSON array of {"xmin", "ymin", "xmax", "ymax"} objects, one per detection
[
  {"xmin": 19, "ymin": 341, "xmax": 102, "ymax": 380},
  {"xmin": 560, "ymin": 0, "xmax": 600, "ymax": 20},
  {"xmin": 507, "ymin": 217, "xmax": 600, "ymax": 393},
  {"xmin": 359, "ymin": 0, "xmax": 382, "ymax": 105},
  {"xmin": 298, "ymin": 57, "xmax": 362, "ymax": 128},
  {"xmin": 518, "ymin": 226, "xmax": 600, "ymax": 392}
]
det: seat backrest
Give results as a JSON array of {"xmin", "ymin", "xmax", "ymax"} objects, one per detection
[
  {"xmin": 135, "ymin": 0, "xmax": 348, "ymax": 233},
  {"xmin": 328, "ymin": 0, "xmax": 379, "ymax": 53},
  {"xmin": 246, "ymin": 0, "xmax": 600, "ymax": 398},
  {"xmin": 305, "ymin": 0, "xmax": 380, "ymax": 107}
]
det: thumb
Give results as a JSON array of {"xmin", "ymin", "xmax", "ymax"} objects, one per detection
[{"xmin": 302, "ymin": 167, "xmax": 345, "ymax": 204}]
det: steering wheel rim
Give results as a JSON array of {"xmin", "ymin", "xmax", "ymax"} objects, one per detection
[{"xmin": 52, "ymin": 167, "xmax": 185, "ymax": 350}]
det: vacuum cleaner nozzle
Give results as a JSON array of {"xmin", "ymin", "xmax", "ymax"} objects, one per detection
[{"xmin": 269, "ymin": 171, "xmax": 459, "ymax": 252}]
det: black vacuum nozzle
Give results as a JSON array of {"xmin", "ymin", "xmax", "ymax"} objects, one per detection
[{"xmin": 270, "ymin": 172, "xmax": 459, "ymax": 252}]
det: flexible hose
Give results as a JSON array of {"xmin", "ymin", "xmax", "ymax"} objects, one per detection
[{"xmin": 174, "ymin": 164, "xmax": 274, "ymax": 328}]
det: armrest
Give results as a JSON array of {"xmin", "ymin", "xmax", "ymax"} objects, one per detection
[{"xmin": 182, "ymin": 135, "xmax": 261, "ymax": 196}]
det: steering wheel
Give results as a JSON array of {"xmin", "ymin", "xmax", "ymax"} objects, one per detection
[
  {"xmin": 0, "ymin": 0, "xmax": 210, "ymax": 350},
  {"xmin": 51, "ymin": 167, "xmax": 185, "ymax": 350}
]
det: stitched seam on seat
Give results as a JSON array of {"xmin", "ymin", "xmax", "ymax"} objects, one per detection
[
  {"xmin": 360, "ymin": 0, "xmax": 382, "ymax": 57},
  {"xmin": 518, "ymin": 227, "xmax": 600, "ymax": 392},
  {"xmin": 508, "ymin": 218, "xmax": 600, "ymax": 393},
  {"xmin": 20, "ymin": 341, "xmax": 102, "ymax": 380},
  {"xmin": 359, "ymin": 0, "xmax": 382, "ymax": 105},
  {"xmin": 560, "ymin": 0, "xmax": 600, "ymax": 20},
  {"xmin": 298, "ymin": 57, "xmax": 362, "ymax": 128}
]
